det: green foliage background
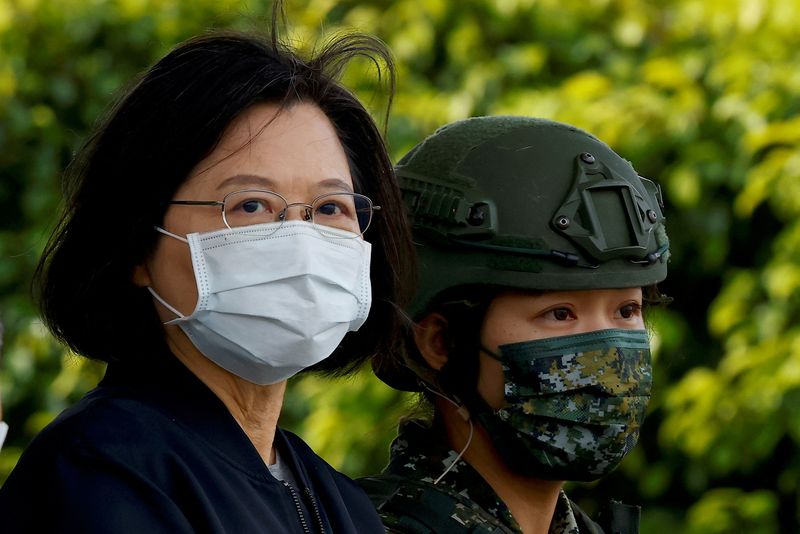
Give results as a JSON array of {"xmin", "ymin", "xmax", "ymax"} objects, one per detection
[{"xmin": 1, "ymin": 0, "xmax": 799, "ymax": 531}]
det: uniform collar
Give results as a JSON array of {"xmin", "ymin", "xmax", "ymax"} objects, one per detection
[{"xmin": 384, "ymin": 419, "xmax": 582, "ymax": 533}]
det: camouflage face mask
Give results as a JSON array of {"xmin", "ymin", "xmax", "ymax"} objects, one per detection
[{"xmin": 475, "ymin": 328, "xmax": 651, "ymax": 481}]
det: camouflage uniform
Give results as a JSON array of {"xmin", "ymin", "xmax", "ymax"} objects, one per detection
[{"xmin": 359, "ymin": 420, "xmax": 614, "ymax": 534}]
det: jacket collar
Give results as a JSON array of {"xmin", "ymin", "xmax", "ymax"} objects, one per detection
[{"xmin": 99, "ymin": 354, "xmax": 308, "ymax": 483}]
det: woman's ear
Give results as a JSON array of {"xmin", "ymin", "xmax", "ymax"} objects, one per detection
[
  {"xmin": 132, "ymin": 262, "xmax": 152, "ymax": 288},
  {"xmin": 413, "ymin": 313, "xmax": 451, "ymax": 371}
]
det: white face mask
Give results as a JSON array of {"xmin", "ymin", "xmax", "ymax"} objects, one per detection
[{"xmin": 148, "ymin": 221, "xmax": 372, "ymax": 385}]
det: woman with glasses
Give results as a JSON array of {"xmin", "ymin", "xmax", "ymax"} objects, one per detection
[{"xmin": 0, "ymin": 20, "xmax": 413, "ymax": 534}]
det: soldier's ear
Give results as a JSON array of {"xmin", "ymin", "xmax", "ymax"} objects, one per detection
[{"xmin": 413, "ymin": 313, "xmax": 451, "ymax": 371}]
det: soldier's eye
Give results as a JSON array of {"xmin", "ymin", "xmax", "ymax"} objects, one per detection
[
  {"xmin": 547, "ymin": 307, "xmax": 574, "ymax": 321},
  {"xmin": 618, "ymin": 303, "xmax": 642, "ymax": 319}
]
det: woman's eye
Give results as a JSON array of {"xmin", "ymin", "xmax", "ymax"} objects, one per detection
[
  {"xmin": 549, "ymin": 307, "xmax": 573, "ymax": 321},
  {"xmin": 223, "ymin": 191, "xmax": 284, "ymax": 224},
  {"xmin": 239, "ymin": 199, "xmax": 269, "ymax": 214},
  {"xmin": 234, "ymin": 197, "xmax": 276, "ymax": 215},
  {"xmin": 316, "ymin": 202, "xmax": 343, "ymax": 217},
  {"xmin": 619, "ymin": 303, "xmax": 642, "ymax": 319}
]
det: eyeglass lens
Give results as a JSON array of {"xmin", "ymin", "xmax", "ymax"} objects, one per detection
[{"xmin": 222, "ymin": 190, "xmax": 373, "ymax": 236}]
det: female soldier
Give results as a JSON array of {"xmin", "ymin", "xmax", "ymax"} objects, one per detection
[
  {"xmin": 0, "ymin": 22, "xmax": 413, "ymax": 534},
  {"xmin": 361, "ymin": 116, "xmax": 668, "ymax": 534}
]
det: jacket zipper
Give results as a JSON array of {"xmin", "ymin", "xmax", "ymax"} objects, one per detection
[
  {"xmin": 282, "ymin": 481, "xmax": 326, "ymax": 533},
  {"xmin": 283, "ymin": 481, "xmax": 311, "ymax": 534},
  {"xmin": 303, "ymin": 486, "xmax": 326, "ymax": 534}
]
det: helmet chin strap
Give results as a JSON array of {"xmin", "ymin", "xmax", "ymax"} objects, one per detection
[{"xmin": 420, "ymin": 382, "xmax": 475, "ymax": 485}]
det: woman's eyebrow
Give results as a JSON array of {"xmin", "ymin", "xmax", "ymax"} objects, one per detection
[
  {"xmin": 216, "ymin": 174, "xmax": 278, "ymax": 191},
  {"xmin": 215, "ymin": 175, "xmax": 354, "ymax": 193},
  {"xmin": 317, "ymin": 178, "xmax": 354, "ymax": 192}
]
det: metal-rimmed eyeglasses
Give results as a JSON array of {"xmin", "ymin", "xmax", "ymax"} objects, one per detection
[{"xmin": 169, "ymin": 189, "xmax": 380, "ymax": 238}]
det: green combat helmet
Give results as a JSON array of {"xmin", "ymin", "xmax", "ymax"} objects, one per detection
[{"xmin": 377, "ymin": 116, "xmax": 669, "ymax": 391}]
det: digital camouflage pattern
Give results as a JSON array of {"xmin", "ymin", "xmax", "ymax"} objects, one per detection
[
  {"xmin": 477, "ymin": 328, "xmax": 652, "ymax": 481},
  {"xmin": 358, "ymin": 419, "xmax": 601, "ymax": 533}
]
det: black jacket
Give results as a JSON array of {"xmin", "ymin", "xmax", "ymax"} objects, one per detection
[{"xmin": 0, "ymin": 355, "xmax": 383, "ymax": 533}]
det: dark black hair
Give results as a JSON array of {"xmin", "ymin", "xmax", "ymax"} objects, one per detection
[
  {"xmin": 422, "ymin": 286, "xmax": 496, "ymax": 404},
  {"xmin": 372, "ymin": 284, "xmax": 497, "ymax": 395},
  {"xmin": 35, "ymin": 26, "xmax": 415, "ymax": 376}
]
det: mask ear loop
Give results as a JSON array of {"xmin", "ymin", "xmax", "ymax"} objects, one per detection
[
  {"xmin": 154, "ymin": 226, "xmax": 188, "ymax": 243},
  {"xmin": 147, "ymin": 287, "xmax": 185, "ymax": 320},
  {"xmin": 148, "ymin": 226, "xmax": 188, "ymax": 321},
  {"xmin": 420, "ymin": 382, "xmax": 475, "ymax": 485}
]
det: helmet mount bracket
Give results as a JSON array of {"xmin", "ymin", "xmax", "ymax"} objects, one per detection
[{"xmin": 552, "ymin": 153, "xmax": 662, "ymax": 263}]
